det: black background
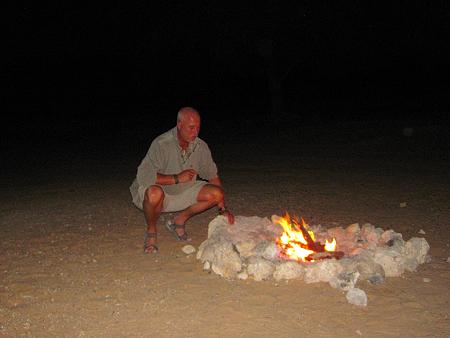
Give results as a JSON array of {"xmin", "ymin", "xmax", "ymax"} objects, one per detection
[{"xmin": 3, "ymin": 1, "xmax": 448, "ymax": 163}]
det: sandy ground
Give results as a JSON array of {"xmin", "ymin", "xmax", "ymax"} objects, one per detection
[{"xmin": 1, "ymin": 121, "xmax": 449, "ymax": 337}]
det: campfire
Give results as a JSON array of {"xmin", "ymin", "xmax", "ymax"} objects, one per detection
[
  {"xmin": 196, "ymin": 214, "xmax": 430, "ymax": 306},
  {"xmin": 274, "ymin": 213, "xmax": 343, "ymax": 262}
]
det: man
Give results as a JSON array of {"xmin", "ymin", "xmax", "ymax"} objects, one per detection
[{"xmin": 130, "ymin": 107, "xmax": 234, "ymax": 253}]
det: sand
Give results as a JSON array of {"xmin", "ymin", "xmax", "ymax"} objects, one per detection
[{"xmin": 1, "ymin": 122, "xmax": 449, "ymax": 337}]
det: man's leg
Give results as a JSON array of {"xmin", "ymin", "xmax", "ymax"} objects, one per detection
[
  {"xmin": 173, "ymin": 184, "xmax": 223, "ymax": 236},
  {"xmin": 143, "ymin": 185, "xmax": 165, "ymax": 252}
]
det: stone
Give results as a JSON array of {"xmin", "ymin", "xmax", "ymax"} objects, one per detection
[
  {"xmin": 323, "ymin": 224, "xmax": 364, "ymax": 256},
  {"xmin": 373, "ymin": 247, "xmax": 406, "ymax": 277},
  {"xmin": 197, "ymin": 215, "xmax": 431, "ymax": 286},
  {"xmin": 206, "ymin": 216, "xmax": 229, "ymax": 239},
  {"xmin": 273, "ymin": 261, "xmax": 305, "ymax": 281},
  {"xmin": 346, "ymin": 223, "xmax": 360, "ymax": 236},
  {"xmin": 340, "ymin": 252, "xmax": 385, "ymax": 284},
  {"xmin": 304, "ymin": 259, "xmax": 343, "ymax": 284},
  {"xmin": 329, "ymin": 271, "xmax": 360, "ymax": 291},
  {"xmin": 182, "ymin": 245, "xmax": 196, "ymax": 255},
  {"xmin": 235, "ymin": 240, "xmax": 257, "ymax": 258},
  {"xmin": 254, "ymin": 240, "xmax": 279, "ymax": 260},
  {"xmin": 247, "ymin": 257, "xmax": 275, "ymax": 281},
  {"xmin": 237, "ymin": 270, "xmax": 249, "ymax": 280},
  {"xmin": 360, "ymin": 224, "xmax": 384, "ymax": 249},
  {"xmin": 380, "ymin": 230, "xmax": 404, "ymax": 250},
  {"xmin": 404, "ymin": 237, "xmax": 430, "ymax": 265},
  {"xmin": 197, "ymin": 236, "xmax": 242, "ymax": 279},
  {"xmin": 403, "ymin": 257, "xmax": 420, "ymax": 273},
  {"xmin": 346, "ymin": 288, "xmax": 368, "ymax": 307},
  {"xmin": 210, "ymin": 243, "xmax": 242, "ymax": 278},
  {"xmin": 367, "ymin": 273, "xmax": 385, "ymax": 285}
]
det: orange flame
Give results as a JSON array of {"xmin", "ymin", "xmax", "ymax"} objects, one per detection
[{"xmin": 275, "ymin": 213, "xmax": 337, "ymax": 262}]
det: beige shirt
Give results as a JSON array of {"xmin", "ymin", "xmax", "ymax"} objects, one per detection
[{"xmin": 130, "ymin": 127, "xmax": 218, "ymax": 207}]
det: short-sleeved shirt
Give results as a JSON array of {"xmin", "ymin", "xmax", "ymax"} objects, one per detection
[{"xmin": 129, "ymin": 127, "xmax": 218, "ymax": 208}]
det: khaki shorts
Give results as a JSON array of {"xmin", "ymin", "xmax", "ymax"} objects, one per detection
[{"xmin": 135, "ymin": 181, "xmax": 208, "ymax": 212}]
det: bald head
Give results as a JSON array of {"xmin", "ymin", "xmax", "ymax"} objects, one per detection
[
  {"xmin": 177, "ymin": 107, "xmax": 200, "ymax": 123},
  {"xmin": 176, "ymin": 107, "xmax": 201, "ymax": 146}
]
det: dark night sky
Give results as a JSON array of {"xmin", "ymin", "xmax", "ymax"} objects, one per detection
[{"xmin": 4, "ymin": 1, "xmax": 449, "ymax": 136}]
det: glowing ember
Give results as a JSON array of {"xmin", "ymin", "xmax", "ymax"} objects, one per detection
[{"xmin": 275, "ymin": 213, "xmax": 339, "ymax": 262}]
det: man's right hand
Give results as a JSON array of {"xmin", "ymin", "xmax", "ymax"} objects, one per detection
[{"xmin": 178, "ymin": 169, "xmax": 197, "ymax": 183}]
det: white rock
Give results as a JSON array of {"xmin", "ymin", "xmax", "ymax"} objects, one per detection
[
  {"xmin": 329, "ymin": 271, "xmax": 360, "ymax": 291},
  {"xmin": 447, "ymin": 257, "xmax": 450, "ymax": 263},
  {"xmin": 247, "ymin": 257, "xmax": 275, "ymax": 281},
  {"xmin": 418, "ymin": 229, "xmax": 426, "ymax": 234},
  {"xmin": 304, "ymin": 260, "xmax": 343, "ymax": 284},
  {"xmin": 381, "ymin": 231, "xmax": 405, "ymax": 252},
  {"xmin": 400, "ymin": 202, "xmax": 407, "ymax": 208},
  {"xmin": 380, "ymin": 230, "xmax": 403, "ymax": 246},
  {"xmin": 346, "ymin": 223, "xmax": 360, "ymax": 235},
  {"xmin": 271, "ymin": 214, "xmax": 283, "ymax": 224},
  {"xmin": 210, "ymin": 242, "xmax": 242, "ymax": 279},
  {"xmin": 340, "ymin": 253, "xmax": 385, "ymax": 284},
  {"xmin": 361, "ymin": 224, "xmax": 384, "ymax": 249},
  {"xmin": 346, "ymin": 288, "xmax": 368, "ymax": 307},
  {"xmin": 182, "ymin": 245, "xmax": 196, "ymax": 255},
  {"xmin": 423, "ymin": 277, "xmax": 431, "ymax": 283},
  {"xmin": 373, "ymin": 248, "xmax": 406, "ymax": 277},
  {"xmin": 404, "ymin": 237, "xmax": 430, "ymax": 265},
  {"xmin": 235, "ymin": 241, "xmax": 257, "ymax": 258},
  {"xmin": 273, "ymin": 261, "xmax": 305, "ymax": 281},
  {"xmin": 255, "ymin": 241, "xmax": 279, "ymax": 260},
  {"xmin": 196, "ymin": 240, "xmax": 207, "ymax": 260},
  {"xmin": 198, "ymin": 236, "xmax": 242, "ymax": 278},
  {"xmin": 197, "ymin": 215, "xmax": 431, "ymax": 286},
  {"xmin": 237, "ymin": 271, "xmax": 248, "ymax": 280}
]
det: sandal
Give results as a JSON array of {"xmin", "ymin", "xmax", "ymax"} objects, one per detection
[
  {"xmin": 165, "ymin": 222, "xmax": 191, "ymax": 242},
  {"xmin": 144, "ymin": 232, "xmax": 158, "ymax": 254}
]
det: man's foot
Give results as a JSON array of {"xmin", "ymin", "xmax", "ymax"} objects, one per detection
[
  {"xmin": 144, "ymin": 232, "xmax": 158, "ymax": 254},
  {"xmin": 165, "ymin": 222, "xmax": 191, "ymax": 242}
]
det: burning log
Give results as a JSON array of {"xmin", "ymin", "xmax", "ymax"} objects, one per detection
[
  {"xmin": 293, "ymin": 217, "xmax": 324, "ymax": 252},
  {"xmin": 281, "ymin": 214, "xmax": 343, "ymax": 261},
  {"xmin": 291, "ymin": 218, "xmax": 344, "ymax": 261},
  {"xmin": 308, "ymin": 250, "xmax": 345, "ymax": 261}
]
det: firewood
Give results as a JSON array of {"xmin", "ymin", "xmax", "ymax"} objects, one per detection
[{"xmin": 308, "ymin": 251, "xmax": 344, "ymax": 261}]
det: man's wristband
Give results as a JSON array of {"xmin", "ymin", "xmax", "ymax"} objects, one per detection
[{"xmin": 173, "ymin": 174, "xmax": 179, "ymax": 184}]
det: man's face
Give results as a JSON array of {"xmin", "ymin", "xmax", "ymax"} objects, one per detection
[{"xmin": 177, "ymin": 113, "xmax": 201, "ymax": 144}]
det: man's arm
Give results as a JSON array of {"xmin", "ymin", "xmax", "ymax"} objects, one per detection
[
  {"xmin": 208, "ymin": 176, "xmax": 224, "ymax": 208},
  {"xmin": 209, "ymin": 176, "xmax": 234, "ymax": 224},
  {"xmin": 155, "ymin": 173, "xmax": 178, "ymax": 185},
  {"xmin": 156, "ymin": 170, "xmax": 198, "ymax": 185}
]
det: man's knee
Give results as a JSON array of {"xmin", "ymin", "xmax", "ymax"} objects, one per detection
[
  {"xmin": 144, "ymin": 185, "xmax": 165, "ymax": 206},
  {"xmin": 201, "ymin": 184, "xmax": 224, "ymax": 204}
]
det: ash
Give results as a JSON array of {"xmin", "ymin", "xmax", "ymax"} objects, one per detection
[{"xmin": 197, "ymin": 215, "xmax": 430, "ymax": 306}]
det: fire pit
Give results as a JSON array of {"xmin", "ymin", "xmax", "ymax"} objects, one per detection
[{"xmin": 197, "ymin": 214, "xmax": 430, "ymax": 305}]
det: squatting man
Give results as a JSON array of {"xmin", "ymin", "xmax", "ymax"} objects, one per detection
[{"xmin": 130, "ymin": 107, "xmax": 234, "ymax": 253}]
